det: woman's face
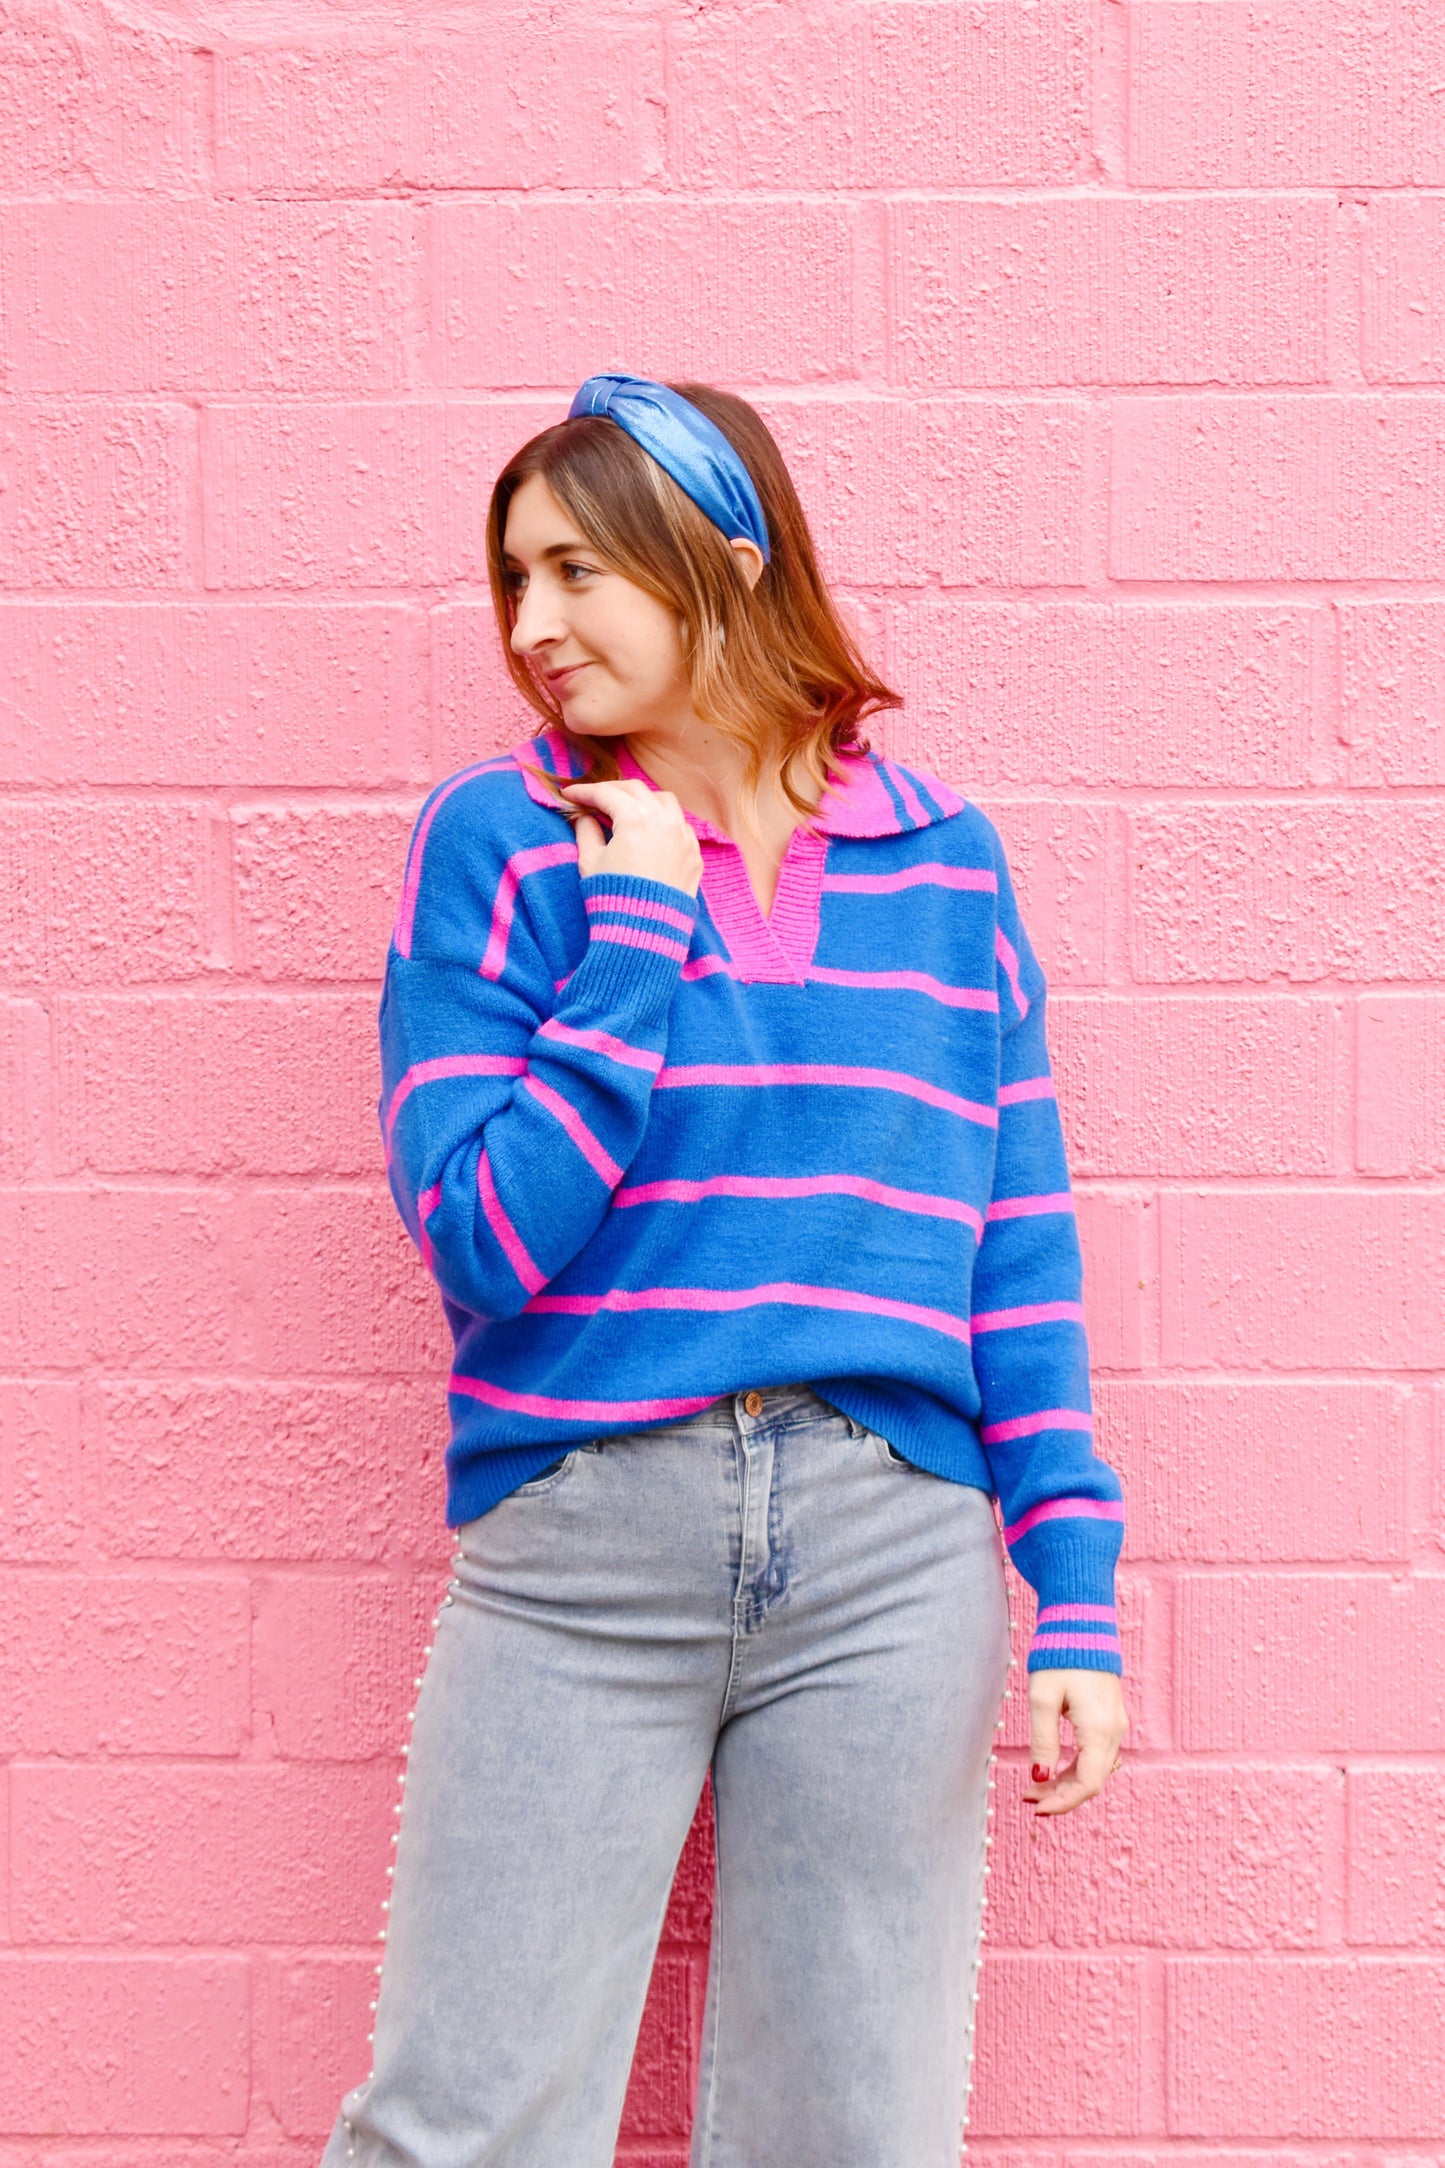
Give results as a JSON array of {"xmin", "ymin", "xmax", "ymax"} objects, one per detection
[{"xmin": 502, "ymin": 474, "xmax": 692, "ymax": 743}]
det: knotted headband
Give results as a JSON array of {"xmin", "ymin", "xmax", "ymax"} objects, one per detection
[{"xmin": 567, "ymin": 374, "xmax": 771, "ymax": 564}]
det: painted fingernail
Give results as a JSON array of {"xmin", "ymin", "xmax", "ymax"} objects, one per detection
[{"xmin": 1031, "ymin": 1763, "xmax": 1051, "ymax": 1784}]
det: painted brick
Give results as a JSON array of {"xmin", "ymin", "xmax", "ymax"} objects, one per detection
[
  {"xmin": 431, "ymin": 603, "xmax": 547, "ymax": 780},
  {"xmin": 96, "ymin": 1378, "xmax": 445, "ymax": 1564},
  {"xmin": 0, "ymin": 402, "xmax": 194, "ymax": 590},
  {"xmin": 971, "ymin": 800, "xmax": 1110, "ymax": 987},
  {"xmin": 1052, "ymin": 997, "xmax": 1340, "ymax": 1177},
  {"xmin": 53, "ymin": 994, "xmax": 380, "ymax": 1176},
  {"xmin": 1161, "ymin": 1190, "xmax": 1445, "ymax": 1372},
  {"xmin": 1348, "ymin": 1770, "xmax": 1445, "ymax": 1947},
  {"xmin": 0, "ymin": 1380, "xmax": 82, "ymax": 1564},
  {"xmin": 760, "ymin": 396, "xmax": 1089, "ymax": 589},
  {"xmin": 1131, "ymin": 1, "xmax": 1445, "ymax": 187},
  {"xmin": 0, "ymin": 1189, "xmax": 238, "ymax": 1372},
  {"xmin": 0, "ymin": 998, "xmax": 46, "ymax": 1178},
  {"xmin": 1061, "ymin": 2157, "xmax": 1352, "ymax": 2168},
  {"xmin": 671, "ymin": 0, "xmax": 1089, "ymax": 187},
  {"xmin": 1340, "ymin": 600, "xmax": 1445, "ymax": 788},
  {"xmin": 0, "ymin": 1956, "xmax": 247, "ymax": 2135},
  {"xmin": 970, "ymin": 1956, "xmax": 1147, "ymax": 2135},
  {"xmin": 1095, "ymin": 1381, "xmax": 1408, "ymax": 1564},
  {"xmin": 0, "ymin": 2151, "xmax": 315, "ymax": 2168},
  {"xmin": 0, "ymin": 604, "xmax": 423, "ymax": 788},
  {"xmin": 431, "ymin": 201, "xmax": 857, "ymax": 389},
  {"xmin": 618, "ymin": 1953, "xmax": 696, "ymax": 2143},
  {"xmin": 0, "ymin": 14, "xmax": 196, "ymax": 192},
  {"xmin": 986, "ymin": 1765, "xmax": 1338, "ymax": 1951},
  {"xmin": 216, "ymin": 27, "xmax": 662, "ymax": 194},
  {"xmin": 0, "ymin": 1573, "xmax": 247, "ymax": 1755},
  {"xmin": 204, "ymin": 400, "xmax": 554, "ymax": 590},
  {"xmin": 1177, "ymin": 1575, "xmax": 1445, "ymax": 1753},
  {"xmin": 2, "ymin": 205, "xmax": 413, "ymax": 394},
  {"xmin": 891, "ymin": 196, "xmax": 1327, "ymax": 388},
  {"xmin": 1168, "ymin": 1957, "xmax": 1445, "ymax": 2137},
  {"xmin": 1358, "ymin": 996, "xmax": 1445, "ymax": 1177},
  {"xmin": 661, "ymin": 1791, "xmax": 715, "ymax": 1948},
  {"xmin": 1111, "ymin": 397, "xmax": 1445, "ymax": 582},
  {"xmin": 1073, "ymin": 1191, "xmax": 1151, "ymax": 1373},
  {"xmin": 0, "ymin": 798, "xmax": 210, "ymax": 986},
  {"xmin": 1364, "ymin": 196, "xmax": 1445, "ymax": 385},
  {"xmin": 241, "ymin": 1187, "xmax": 451, "ymax": 1376},
  {"xmin": 11, "ymin": 1762, "xmax": 393, "ymax": 1944},
  {"xmin": 256, "ymin": 1955, "xmax": 372, "ymax": 2141},
  {"xmin": 231, "ymin": 804, "xmax": 414, "ymax": 981},
  {"xmin": 1129, "ymin": 803, "xmax": 1445, "ymax": 984},
  {"xmin": 883, "ymin": 602, "xmax": 1319, "ymax": 791},
  {"xmin": 253, "ymin": 1573, "xmax": 438, "ymax": 1759}
]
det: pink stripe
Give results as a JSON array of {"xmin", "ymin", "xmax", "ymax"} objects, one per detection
[
  {"xmin": 995, "ymin": 928, "xmax": 1029, "ymax": 1017},
  {"xmin": 808, "ymin": 966, "xmax": 998, "ymax": 1012},
  {"xmin": 585, "ymin": 893, "xmax": 695, "ymax": 937},
  {"xmin": 886, "ymin": 761, "xmax": 931, "ymax": 829},
  {"xmin": 821, "ymin": 864, "xmax": 996, "ymax": 895},
  {"xmin": 537, "ymin": 1018, "xmax": 663, "ymax": 1074},
  {"xmin": 681, "ymin": 952, "xmax": 736, "ymax": 982},
  {"xmin": 986, "ymin": 1191, "xmax": 1073, "ymax": 1221},
  {"xmin": 613, "ymin": 1171, "xmax": 985, "ymax": 1237},
  {"xmin": 522, "ymin": 1074, "xmax": 624, "ymax": 1187},
  {"xmin": 654, "ymin": 1063, "xmax": 997, "ymax": 1130},
  {"xmin": 1004, "ymin": 1496, "xmax": 1126, "ymax": 1544},
  {"xmin": 980, "ymin": 1407, "xmax": 1093, "ymax": 1445},
  {"xmin": 1029, "ymin": 1633, "xmax": 1121, "ymax": 1652},
  {"xmin": 480, "ymin": 841, "xmax": 578, "ymax": 980},
  {"xmin": 525, "ymin": 1281, "xmax": 972, "ymax": 1343},
  {"xmin": 394, "ymin": 760, "xmax": 512, "ymax": 957},
  {"xmin": 475, "ymin": 1153, "xmax": 545, "ymax": 1296},
  {"xmin": 998, "ymin": 1077, "xmax": 1055, "ymax": 1106},
  {"xmin": 416, "ymin": 1180, "xmax": 442, "ymax": 1271},
  {"xmin": 384, "ymin": 1053, "xmax": 528, "ymax": 1161},
  {"xmin": 590, "ymin": 923, "xmax": 690, "ymax": 963},
  {"xmin": 971, "ymin": 1300, "xmax": 1086, "ymax": 1334},
  {"xmin": 1036, "ymin": 1603, "xmax": 1117, "ymax": 1625},
  {"xmin": 449, "ymin": 1372, "xmax": 719, "ymax": 1424}
]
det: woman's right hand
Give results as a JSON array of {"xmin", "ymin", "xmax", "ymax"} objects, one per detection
[{"xmin": 561, "ymin": 778, "xmax": 703, "ymax": 897}]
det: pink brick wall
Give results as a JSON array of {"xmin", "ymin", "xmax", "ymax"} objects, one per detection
[{"xmin": 1, "ymin": 2, "xmax": 1440, "ymax": 2159}]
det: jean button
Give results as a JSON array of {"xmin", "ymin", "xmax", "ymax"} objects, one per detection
[{"xmin": 743, "ymin": 1390, "xmax": 764, "ymax": 1417}]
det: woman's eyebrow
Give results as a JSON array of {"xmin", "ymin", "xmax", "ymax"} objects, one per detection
[{"xmin": 502, "ymin": 540, "xmax": 593, "ymax": 568}]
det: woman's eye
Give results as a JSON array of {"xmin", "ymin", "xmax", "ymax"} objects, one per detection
[
  {"xmin": 503, "ymin": 570, "xmax": 526, "ymax": 593},
  {"xmin": 561, "ymin": 561, "xmax": 596, "ymax": 583}
]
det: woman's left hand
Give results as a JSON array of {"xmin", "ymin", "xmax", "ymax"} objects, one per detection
[{"xmin": 1023, "ymin": 1669, "xmax": 1129, "ymax": 1817}]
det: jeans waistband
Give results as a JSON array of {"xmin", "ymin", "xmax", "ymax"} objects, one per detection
[{"xmin": 675, "ymin": 1384, "xmax": 847, "ymax": 1434}]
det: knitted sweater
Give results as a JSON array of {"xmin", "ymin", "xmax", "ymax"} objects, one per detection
[{"xmin": 380, "ymin": 729, "xmax": 1126, "ymax": 1673}]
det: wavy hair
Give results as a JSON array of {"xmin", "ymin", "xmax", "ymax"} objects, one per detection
[{"xmin": 485, "ymin": 383, "xmax": 899, "ymax": 817}]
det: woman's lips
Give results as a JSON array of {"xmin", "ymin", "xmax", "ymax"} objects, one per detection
[{"xmin": 546, "ymin": 662, "xmax": 590, "ymax": 691}]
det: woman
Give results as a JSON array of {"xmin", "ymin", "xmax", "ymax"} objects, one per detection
[{"xmin": 325, "ymin": 375, "xmax": 1128, "ymax": 2168}]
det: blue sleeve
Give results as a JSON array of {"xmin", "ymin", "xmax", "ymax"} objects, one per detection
[
  {"xmin": 380, "ymin": 783, "xmax": 695, "ymax": 1324},
  {"xmin": 970, "ymin": 823, "xmax": 1126, "ymax": 1675}
]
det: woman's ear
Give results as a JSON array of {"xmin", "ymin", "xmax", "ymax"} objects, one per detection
[{"xmin": 728, "ymin": 537, "xmax": 766, "ymax": 591}]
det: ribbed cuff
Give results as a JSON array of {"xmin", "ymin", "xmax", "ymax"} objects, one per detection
[
  {"xmin": 564, "ymin": 875, "xmax": 699, "ymax": 1026},
  {"xmin": 1009, "ymin": 1517, "xmax": 1124, "ymax": 1675}
]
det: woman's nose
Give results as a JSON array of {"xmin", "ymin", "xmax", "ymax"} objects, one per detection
[{"xmin": 510, "ymin": 581, "xmax": 564, "ymax": 655}]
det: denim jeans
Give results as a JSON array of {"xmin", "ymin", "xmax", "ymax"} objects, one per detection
[{"xmin": 319, "ymin": 1386, "xmax": 1012, "ymax": 2168}]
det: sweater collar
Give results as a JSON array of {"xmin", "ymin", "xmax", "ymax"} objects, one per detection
[{"xmin": 512, "ymin": 729, "xmax": 964, "ymax": 838}]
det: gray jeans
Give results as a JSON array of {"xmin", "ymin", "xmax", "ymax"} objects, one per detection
[{"xmin": 320, "ymin": 1386, "xmax": 1012, "ymax": 2168}]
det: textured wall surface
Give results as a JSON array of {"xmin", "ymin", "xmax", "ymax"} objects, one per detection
[{"xmin": 1, "ymin": 0, "xmax": 1443, "ymax": 2160}]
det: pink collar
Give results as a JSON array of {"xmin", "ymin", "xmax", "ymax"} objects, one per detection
[{"xmin": 510, "ymin": 729, "xmax": 966, "ymax": 983}]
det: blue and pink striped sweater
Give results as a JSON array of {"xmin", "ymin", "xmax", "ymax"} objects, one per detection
[{"xmin": 380, "ymin": 729, "xmax": 1125, "ymax": 1673}]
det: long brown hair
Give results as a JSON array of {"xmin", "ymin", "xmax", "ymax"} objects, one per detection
[{"xmin": 485, "ymin": 383, "xmax": 899, "ymax": 816}]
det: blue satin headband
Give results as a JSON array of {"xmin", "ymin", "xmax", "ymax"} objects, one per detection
[{"xmin": 567, "ymin": 374, "xmax": 771, "ymax": 564}]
